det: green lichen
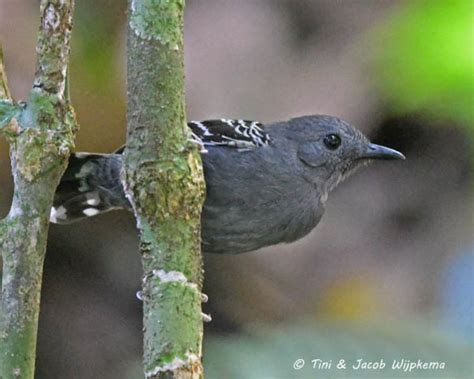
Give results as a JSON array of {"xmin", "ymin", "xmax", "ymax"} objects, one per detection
[
  {"xmin": 125, "ymin": 1, "xmax": 205, "ymax": 376},
  {"xmin": 0, "ymin": 2, "xmax": 77, "ymax": 378},
  {"xmin": 0, "ymin": 100, "xmax": 21, "ymax": 129},
  {"xmin": 129, "ymin": 0, "xmax": 184, "ymax": 47},
  {"xmin": 143, "ymin": 278, "xmax": 202, "ymax": 370}
]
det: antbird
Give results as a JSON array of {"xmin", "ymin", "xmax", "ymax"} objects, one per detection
[{"xmin": 51, "ymin": 115, "xmax": 405, "ymax": 254}]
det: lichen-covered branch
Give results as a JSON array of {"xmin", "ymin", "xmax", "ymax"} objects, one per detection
[
  {"xmin": 124, "ymin": 0, "xmax": 206, "ymax": 378},
  {"xmin": 0, "ymin": 1, "xmax": 77, "ymax": 378},
  {"xmin": 0, "ymin": 49, "xmax": 21, "ymax": 139}
]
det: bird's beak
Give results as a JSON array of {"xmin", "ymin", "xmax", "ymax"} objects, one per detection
[{"xmin": 362, "ymin": 143, "xmax": 406, "ymax": 160}]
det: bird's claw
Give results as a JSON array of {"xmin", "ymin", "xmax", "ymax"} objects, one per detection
[
  {"xmin": 136, "ymin": 290, "xmax": 143, "ymax": 301},
  {"xmin": 202, "ymin": 312, "xmax": 212, "ymax": 323}
]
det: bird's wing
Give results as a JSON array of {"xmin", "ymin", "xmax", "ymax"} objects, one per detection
[
  {"xmin": 112, "ymin": 119, "xmax": 271, "ymax": 154},
  {"xmin": 188, "ymin": 119, "xmax": 271, "ymax": 150}
]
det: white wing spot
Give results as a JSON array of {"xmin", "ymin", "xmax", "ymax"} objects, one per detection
[
  {"xmin": 86, "ymin": 198, "xmax": 99, "ymax": 206},
  {"xmin": 83, "ymin": 208, "xmax": 100, "ymax": 217},
  {"xmin": 86, "ymin": 192, "xmax": 100, "ymax": 206}
]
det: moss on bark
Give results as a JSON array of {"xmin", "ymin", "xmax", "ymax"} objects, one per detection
[
  {"xmin": 0, "ymin": 1, "xmax": 77, "ymax": 378},
  {"xmin": 124, "ymin": 0, "xmax": 206, "ymax": 378}
]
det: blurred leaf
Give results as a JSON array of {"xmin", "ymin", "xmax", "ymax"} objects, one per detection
[
  {"xmin": 373, "ymin": 0, "xmax": 474, "ymax": 131},
  {"xmin": 71, "ymin": 0, "xmax": 126, "ymax": 94},
  {"xmin": 317, "ymin": 277, "xmax": 381, "ymax": 321}
]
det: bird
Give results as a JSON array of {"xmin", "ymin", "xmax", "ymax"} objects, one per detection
[{"xmin": 50, "ymin": 115, "xmax": 405, "ymax": 254}]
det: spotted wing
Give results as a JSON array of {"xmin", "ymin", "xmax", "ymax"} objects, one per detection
[{"xmin": 188, "ymin": 119, "xmax": 271, "ymax": 151}]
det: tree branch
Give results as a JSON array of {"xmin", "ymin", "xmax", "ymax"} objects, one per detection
[
  {"xmin": 0, "ymin": 1, "xmax": 77, "ymax": 378},
  {"xmin": 0, "ymin": 48, "xmax": 21, "ymax": 138},
  {"xmin": 0, "ymin": 47, "xmax": 12, "ymax": 100},
  {"xmin": 124, "ymin": 0, "xmax": 206, "ymax": 377}
]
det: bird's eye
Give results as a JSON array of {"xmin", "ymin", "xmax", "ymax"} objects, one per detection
[{"xmin": 323, "ymin": 134, "xmax": 341, "ymax": 150}]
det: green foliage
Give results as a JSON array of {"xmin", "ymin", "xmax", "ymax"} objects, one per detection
[
  {"xmin": 373, "ymin": 0, "xmax": 474, "ymax": 132},
  {"xmin": 72, "ymin": 1, "xmax": 125, "ymax": 95}
]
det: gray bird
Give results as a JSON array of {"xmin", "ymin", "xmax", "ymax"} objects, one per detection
[{"xmin": 51, "ymin": 115, "xmax": 405, "ymax": 254}]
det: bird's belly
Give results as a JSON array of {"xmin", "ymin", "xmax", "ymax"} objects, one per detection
[{"xmin": 200, "ymin": 196, "xmax": 321, "ymax": 254}]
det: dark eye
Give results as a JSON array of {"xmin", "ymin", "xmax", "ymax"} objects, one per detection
[{"xmin": 323, "ymin": 134, "xmax": 341, "ymax": 150}]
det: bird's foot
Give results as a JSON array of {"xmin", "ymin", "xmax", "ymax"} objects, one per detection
[{"xmin": 202, "ymin": 312, "xmax": 212, "ymax": 323}]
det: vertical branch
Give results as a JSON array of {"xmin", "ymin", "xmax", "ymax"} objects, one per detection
[
  {"xmin": 0, "ymin": 1, "xmax": 77, "ymax": 378},
  {"xmin": 124, "ymin": 0, "xmax": 205, "ymax": 378},
  {"xmin": 0, "ymin": 48, "xmax": 20, "ymax": 138},
  {"xmin": 0, "ymin": 47, "xmax": 12, "ymax": 99}
]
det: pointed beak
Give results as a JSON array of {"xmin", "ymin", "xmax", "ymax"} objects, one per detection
[{"xmin": 362, "ymin": 143, "xmax": 406, "ymax": 160}]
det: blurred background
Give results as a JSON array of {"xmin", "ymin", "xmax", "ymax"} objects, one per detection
[{"xmin": 1, "ymin": 0, "xmax": 473, "ymax": 378}]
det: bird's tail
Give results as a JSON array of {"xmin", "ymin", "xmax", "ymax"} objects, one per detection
[{"xmin": 51, "ymin": 152, "xmax": 129, "ymax": 224}]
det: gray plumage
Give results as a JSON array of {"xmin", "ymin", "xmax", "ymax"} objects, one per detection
[{"xmin": 51, "ymin": 115, "xmax": 405, "ymax": 254}]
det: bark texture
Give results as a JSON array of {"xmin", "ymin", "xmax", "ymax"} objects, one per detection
[
  {"xmin": 0, "ymin": 1, "xmax": 77, "ymax": 378},
  {"xmin": 124, "ymin": 1, "xmax": 206, "ymax": 378}
]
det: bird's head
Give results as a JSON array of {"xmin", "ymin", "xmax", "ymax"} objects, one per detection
[{"xmin": 286, "ymin": 115, "xmax": 405, "ymax": 199}]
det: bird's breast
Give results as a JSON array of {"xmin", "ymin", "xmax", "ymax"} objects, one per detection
[{"xmin": 200, "ymin": 148, "xmax": 323, "ymax": 253}]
